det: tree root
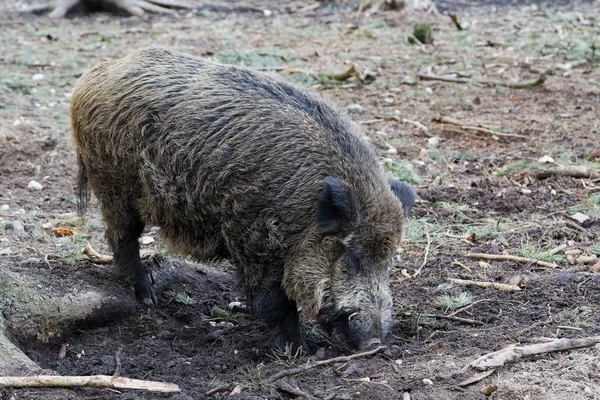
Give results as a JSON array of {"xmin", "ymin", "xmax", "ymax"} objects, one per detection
[
  {"xmin": 453, "ymin": 336, "xmax": 600, "ymax": 387},
  {"xmin": 48, "ymin": 0, "xmax": 194, "ymax": 18}
]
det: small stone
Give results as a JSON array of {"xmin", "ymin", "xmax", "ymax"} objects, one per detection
[
  {"xmin": 590, "ymin": 261, "xmax": 600, "ymax": 273},
  {"xmin": 13, "ymin": 119, "xmax": 21, "ymax": 126},
  {"xmin": 139, "ymin": 236, "xmax": 154, "ymax": 245},
  {"xmin": 341, "ymin": 363, "xmax": 364, "ymax": 377},
  {"xmin": 422, "ymin": 378, "xmax": 433, "ymax": 385},
  {"xmin": 263, "ymin": 9, "xmax": 272, "ymax": 16},
  {"xmin": 427, "ymin": 136, "xmax": 440, "ymax": 148},
  {"xmin": 394, "ymin": 359, "xmax": 403, "ymax": 366},
  {"xmin": 1, "ymin": 205, "xmax": 9, "ymax": 211},
  {"xmin": 537, "ymin": 155, "xmax": 555, "ymax": 163},
  {"xmin": 100, "ymin": 355, "xmax": 116, "ymax": 370},
  {"xmin": 32, "ymin": 74, "xmax": 44, "ymax": 81},
  {"xmin": 315, "ymin": 347, "xmax": 326, "ymax": 360},
  {"xmin": 345, "ymin": 104, "xmax": 364, "ymax": 114},
  {"xmin": 570, "ymin": 212, "xmax": 590, "ymax": 224},
  {"xmin": 384, "ymin": 144, "xmax": 397, "ymax": 154},
  {"xmin": 521, "ymin": 188, "xmax": 532, "ymax": 195},
  {"xmin": 11, "ymin": 220, "xmax": 25, "ymax": 233},
  {"xmin": 0, "ymin": 248, "xmax": 12, "ymax": 256},
  {"xmin": 425, "ymin": 87, "xmax": 433, "ymax": 94},
  {"xmin": 228, "ymin": 301, "xmax": 242, "ymax": 310},
  {"xmin": 19, "ymin": 257, "xmax": 41, "ymax": 266},
  {"xmin": 576, "ymin": 255, "xmax": 597, "ymax": 265},
  {"xmin": 206, "ymin": 330, "xmax": 224, "ymax": 342},
  {"xmin": 28, "ymin": 180, "xmax": 43, "ymax": 191}
]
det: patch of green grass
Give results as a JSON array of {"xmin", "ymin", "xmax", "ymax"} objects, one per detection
[
  {"xmin": 494, "ymin": 160, "xmax": 541, "ymax": 177},
  {"xmin": 216, "ymin": 47, "xmax": 297, "ymax": 68},
  {"xmin": 268, "ymin": 342, "xmax": 303, "ymax": 367},
  {"xmin": 211, "ymin": 305, "xmax": 231, "ymax": 319},
  {"xmin": 403, "ymin": 218, "xmax": 430, "ymax": 242},
  {"xmin": 434, "ymin": 292, "xmax": 473, "ymax": 313},
  {"xmin": 207, "ymin": 378, "xmax": 228, "ymax": 389},
  {"xmin": 238, "ymin": 362, "xmax": 266, "ymax": 384},
  {"xmin": 175, "ymin": 292, "xmax": 194, "ymax": 305},
  {"xmin": 383, "ymin": 159, "xmax": 422, "ymax": 185},
  {"xmin": 590, "ymin": 243, "xmax": 600, "ymax": 256},
  {"xmin": 520, "ymin": 244, "xmax": 563, "ymax": 263}
]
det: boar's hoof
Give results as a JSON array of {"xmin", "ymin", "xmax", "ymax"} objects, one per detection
[{"xmin": 134, "ymin": 272, "xmax": 157, "ymax": 308}]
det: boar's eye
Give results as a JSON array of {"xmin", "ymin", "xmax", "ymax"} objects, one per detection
[{"xmin": 349, "ymin": 252, "xmax": 361, "ymax": 269}]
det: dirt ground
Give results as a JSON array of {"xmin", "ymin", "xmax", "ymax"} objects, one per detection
[{"xmin": 1, "ymin": 0, "xmax": 600, "ymax": 399}]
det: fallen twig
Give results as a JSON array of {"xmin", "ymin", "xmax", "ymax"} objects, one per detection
[
  {"xmin": 261, "ymin": 346, "xmax": 386, "ymax": 384},
  {"xmin": 0, "ymin": 375, "xmax": 180, "ymax": 392},
  {"xmin": 448, "ymin": 299, "xmax": 490, "ymax": 317},
  {"xmin": 537, "ymin": 165, "xmax": 600, "ymax": 179},
  {"xmin": 466, "ymin": 253, "xmax": 557, "ymax": 268},
  {"xmin": 449, "ymin": 278, "xmax": 521, "ymax": 292},
  {"xmin": 413, "ymin": 231, "xmax": 430, "ymax": 278},
  {"xmin": 421, "ymin": 313, "xmax": 483, "ymax": 326},
  {"xmin": 274, "ymin": 381, "xmax": 311, "ymax": 398},
  {"xmin": 83, "ymin": 242, "xmax": 113, "ymax": 264},
  {"xmin": 418, "ymin": 72, "xmax": 546, "ymax": 89},
  {"xmin": 547, "ymin": 244, "xmax": 568, "ymax": 255},
  {"xmin": 434, "ymin": 116, "xmax": 527, "ymax": 138}
]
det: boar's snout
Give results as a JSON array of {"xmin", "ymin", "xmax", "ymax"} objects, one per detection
[{"xmin": 348, "ymin": 308, "xmax": 393, "ymax": 350}]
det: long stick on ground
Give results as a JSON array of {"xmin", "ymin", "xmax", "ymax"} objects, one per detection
[
  {"xmin": 417, "ymin": 73, "xmax": 546, "ymax": 89},
  {"xmin": 449, "ymin": 278, "xmax": 521, "ymax": 292},
  {"xmin": 261, "ymin": 346, "xmax": 386, "ymax": 384},
  {"xmin": 466, "ymin": 253, "xmax": 557, "ymax": 269},
  {"xmin": 0, "ymin": 375, "xmax": 180, "ymax": 392},
  {"xmin": 537, "ymin": 165, "xmax": 600, "ymax": 179},
  {"xmin": 433, "ymin": 116, "xmax": 527, "ymax": 138},
  {"xmin": 413, "ymin": 231, "xmax": 430, "ymax": 278}
]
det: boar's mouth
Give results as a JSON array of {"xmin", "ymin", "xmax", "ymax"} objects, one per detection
[{"xmin": 317, "ymin": 305, "xmax": 393, "ymax": 350}]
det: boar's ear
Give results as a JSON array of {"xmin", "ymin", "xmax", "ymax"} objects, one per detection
[
  {"xmin": 391, "ymin": 180, "xmax": 416, "ymax": 218},
  {"xmin": 317, "ymin": 177, "xmax": 358, "ymax": 236}
]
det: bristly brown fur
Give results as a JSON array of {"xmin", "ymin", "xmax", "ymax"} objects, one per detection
[{"xmin": 70, "ymin": 47, "xmax": 414, "ymax": 350}]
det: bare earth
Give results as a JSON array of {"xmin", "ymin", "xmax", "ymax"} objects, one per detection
[{"xmin": 1, "ymin": 1, "xmax": 599, "ymax": 399}]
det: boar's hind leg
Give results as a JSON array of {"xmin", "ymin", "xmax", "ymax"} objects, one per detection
[
  {"xmin": 103, "ymin": 204, "xmax": 156, "ymax": 308},
  {"xmin": 254, "ymin": 286, "xmax": 309, "ymax": 353}
]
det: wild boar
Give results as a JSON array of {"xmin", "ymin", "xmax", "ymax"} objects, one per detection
[{"xmin": 71, "ymin": 47, "xmax": 416, "ymax": 351}]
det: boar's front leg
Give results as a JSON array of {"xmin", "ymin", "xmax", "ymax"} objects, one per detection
[
  {"xmin": 102, "ymin": 202, "xmax": 156, "ymax": 307},
  {"xmin": 254, "ymin": 285, "xmax": 309, "ymax": 353}
]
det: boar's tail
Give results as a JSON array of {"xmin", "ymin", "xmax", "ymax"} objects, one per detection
[{"xmin": 76, "ymin": 153, "xmax": 90, "ymax": 215}]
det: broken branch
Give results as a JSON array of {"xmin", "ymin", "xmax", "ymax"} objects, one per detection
[
  {"xmin": 537, "ymin": 165, "xmax": 600, "ymax": 179},
  {"xmin": 449, "ymin": 278, "xmax": 521, "ymax": 292},
  {"xmin": 417, "ymin": 72, "xmax": 546, "ymax": 89},
  {"xmin": 433, "ymin": 116, "xmax": 527, "ymax": 138},
  {"xmin": 466, "ymin": 253, "xmax": 558, "ymax": 269},
  {"xmin": 83, "ymin": 242, "xmax": 113, "ymax": 264},
  {"xmin": 0, "ymin": 375, "xmax": 180, "ymax": 392},
  {"xmin": 261, "ymin": 346, "xmax": 386, "ymax": 384}
]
